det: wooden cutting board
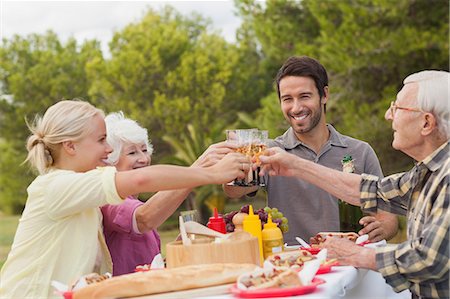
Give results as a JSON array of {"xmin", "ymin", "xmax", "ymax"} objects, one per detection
[{"xmin": 130, "ymin": 283, "xmax": 233, "ymax": 299}]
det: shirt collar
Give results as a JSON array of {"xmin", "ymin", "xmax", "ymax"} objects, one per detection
[
  {"xmin": 278, "ymin": 124, "xmax": 348, "ymax": 150},
  {"xmin": 420, "ymin": 141, "xmax": 449, "ymax": 172}
]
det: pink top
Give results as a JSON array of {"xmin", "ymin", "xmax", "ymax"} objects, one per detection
[{"xmin": 101, "ymin": 197, "xmax": 161, "ymax": 276}]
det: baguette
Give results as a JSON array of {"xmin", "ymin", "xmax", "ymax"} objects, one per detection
[{"xmin": 72, "ymin": 263, "xmax": 257, "ymax": 299}]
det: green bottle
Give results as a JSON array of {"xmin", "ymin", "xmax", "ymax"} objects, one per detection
[{"xmin": 339, "ymin": 155, "xmax": 363, "ymax": 232}]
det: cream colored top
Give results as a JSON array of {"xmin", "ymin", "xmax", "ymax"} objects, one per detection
[{"xmin": 0, "ymin": 167, "xmax": 122, "ymax": 299}]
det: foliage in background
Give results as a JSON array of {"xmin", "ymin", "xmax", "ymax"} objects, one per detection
[
  {"xmin": 0, "ymin": 1, "xmax": 448, "ymax": 214},
  {"xmin": 234, "ymin": 0, "xmax": 449, "ymax": 174},
  {"xmin": 0, "ymin": 32, "xmax": 102, "ymax": 212}
]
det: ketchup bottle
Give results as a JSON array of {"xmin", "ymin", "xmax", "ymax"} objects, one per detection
[{"xmin": 207, "ymin": 207, "xmax": 227, "ymax": 234}]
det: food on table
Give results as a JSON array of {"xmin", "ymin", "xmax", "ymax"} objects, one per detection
[
  {"xmin": 309, "ymin": 232, "xmax": 359, "ymax": 247},
  {"xmin": 266, "ymin": 250, "xmax": 315, "ymax": 269},
  {"xmin": 224, "ymin": 205, "xmax": 289, "ymax": 233},
  {"xmin": 71, "ymin": 263, "xmax": 257, "ymax": 299},
  {"xmin": 237, "ymin": 267, "xmax": 303, "ymax": 289}
]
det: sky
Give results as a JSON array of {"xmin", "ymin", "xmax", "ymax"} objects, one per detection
[{"xmin": 0, "ymin": 1, "xmax": 243, "ymax": 56}]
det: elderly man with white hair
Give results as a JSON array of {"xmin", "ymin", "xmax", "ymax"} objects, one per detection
[
  {"xmin": 101, "ymin": 112, "xmax": 238, "ymax": 276},
  {"xmin": 258, "ymin": 70, "xmax": 449, "ymax": 299}
]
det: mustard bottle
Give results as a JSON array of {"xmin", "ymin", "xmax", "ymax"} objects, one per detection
[
  {"xmin": 262, "ymin": 214, "xmax": 284, "ymax": 259},
  {"xmin": 243, "ymin": 205, "xmax": 264, "ymax": 265}
]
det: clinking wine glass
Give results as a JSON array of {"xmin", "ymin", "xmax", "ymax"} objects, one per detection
[
  {"xmin": 226, "ymin": 129, "xmax": 253, "ymax": 186},
  {"xmin": 226, "ymin": 129, "xmax": 267, "ymax": 187},
  {"xmin": 250, "ymin": 130, "xmax": 268, "ymax": 187}
]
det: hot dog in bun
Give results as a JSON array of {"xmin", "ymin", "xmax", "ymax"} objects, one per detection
[{"xmin": 309, "ymin": 232, "xmax": 359, "ymax": 247}]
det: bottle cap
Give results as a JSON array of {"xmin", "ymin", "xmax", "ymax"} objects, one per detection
[
  {"xmin": 244, "ymin": 205, "xmax": 260, "ymax": 222},
  {"xmin": 264, "ymin": 214, "xmax": 278, "ymax": 229},
  {"xmin": 207, "ymin": 207, "xmax": 226, "ymax": 234}
]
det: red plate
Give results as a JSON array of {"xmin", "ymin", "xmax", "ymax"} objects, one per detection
[
  {"xmin": 316, "ymin": 261, "xmax": 339, "ymax": 274},
  {"xmin": 230, "ymin": 277, "xmax": 325, "ymax": 298},
  {"xmin": 300, "ymin": 247, "xmax": 321, "ymax": 255}
]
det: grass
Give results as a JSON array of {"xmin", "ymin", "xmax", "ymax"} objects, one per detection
[{"xmin": 0, "ymin": 215, "xmax": 19, "ymax": 269}]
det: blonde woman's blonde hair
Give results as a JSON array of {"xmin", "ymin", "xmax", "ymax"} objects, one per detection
[{"xmin": 24, "ymin": 100, "xmax": 104, "ymax": 174}]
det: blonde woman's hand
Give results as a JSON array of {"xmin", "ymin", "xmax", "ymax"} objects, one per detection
[
  {"xmin": 192, "ymin": 141, "xmax": 238, "ymax": 168},
  {"xmin": 209, "ymin": 152, "xmax": 251, "ymax": 184}
]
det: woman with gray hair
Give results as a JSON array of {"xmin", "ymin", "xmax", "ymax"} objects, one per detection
[{"xmin": 101, "ymin": 112, "xmax": 237, "ymax": 275}]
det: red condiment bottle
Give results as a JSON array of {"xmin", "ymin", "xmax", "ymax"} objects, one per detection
[{"xmin": 207, "ymin": 207, "xmax": 227, "ymax": 234}]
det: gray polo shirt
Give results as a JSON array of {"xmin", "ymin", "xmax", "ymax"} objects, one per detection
[{"xmin": 262, "ymin": 125, "xmax": 383, "ymax": 245}]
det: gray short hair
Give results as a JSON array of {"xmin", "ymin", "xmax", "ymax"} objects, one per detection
[
  {"xmin": 404, "ymin": 70, "xmax": 450, "ymax": 139},
  {"xmin": 105, "ymin": 112, "xmax": 153, "ymax": 165}
]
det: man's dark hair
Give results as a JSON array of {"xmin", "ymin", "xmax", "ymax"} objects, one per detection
[{"xmin": 275, "ymin": 56, "xmax": 329, "ymax": 100}]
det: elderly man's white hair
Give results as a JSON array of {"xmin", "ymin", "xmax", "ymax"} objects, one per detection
[
  {"xmin": 105, "ymin": 111, "xmax": 153, "ymax": 165},
  {"xmin": 404, "ymin": 70, "xmax": 450, "ymax": 139}
]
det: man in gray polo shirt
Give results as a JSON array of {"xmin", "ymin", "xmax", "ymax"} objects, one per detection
[{"xmin": 224, "ymin": 56, "xmax": 398, "ymax": 245}]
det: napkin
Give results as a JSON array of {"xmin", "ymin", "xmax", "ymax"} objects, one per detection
[
  {"xmin": 315, "ymin": 248, "xmax": 327, "ymax": 263},
  {"xmin": 298, "ymin": 259, "xmax": 321, "ymax": 285},
  {"xmin": 355, "ymin": 234, "xmax": 369, "ymax": 245},
  {"xmin": 150, "ymin": 253, "xmax": 165, "ymax": 269}
]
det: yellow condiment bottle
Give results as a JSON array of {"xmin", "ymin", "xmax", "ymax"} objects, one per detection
[
  {"xmin": 243, "ymin": 205, "xmax": 264, "ymax": 265},
  {"xmin": 262, "ymin": 214, "xmax": 284, "ymax": 259}
]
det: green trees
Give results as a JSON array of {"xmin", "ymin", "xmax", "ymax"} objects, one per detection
[
  {"xmin": 0, "ymin": 1, "xmax": 448, "ymax": 216},
  {"xmin": 0, "ymin": 32, "xmax": 102, "ymax": 213},
  {"xmin": 234, "ymin": 0, "xmax": 449, "ymax": 174}
]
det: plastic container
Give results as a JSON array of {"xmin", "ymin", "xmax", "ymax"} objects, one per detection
[
  {"xmin": 206, "ymin": 207, "xmax": 227, "ymax": 234},
  {"xmin": 243, "ymin": 205, "xmax": 263, "ymax": 265},
  {"xmin": 261, "ymin": 214, "xmax": 284, "ymax": 259}
]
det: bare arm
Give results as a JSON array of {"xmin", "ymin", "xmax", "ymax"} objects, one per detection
[
  {"xmin": 134, "ymin": 141, "xmax": 240, "ymax": 232},
  {"xmin": 259, "ymin": 147, "xmax": 362, "ymax": 206},
  {"xmin": 135, "ymin": 189, "xmax": 192, "ymax": 232},
  {"xmin": 116, "ymin": 152, "xmax": 250, "ymax": 199}
]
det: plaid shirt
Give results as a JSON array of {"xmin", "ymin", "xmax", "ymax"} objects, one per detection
[{"xmin": 360, "ymin": 141, "xmax": 449, "ymax": 299}]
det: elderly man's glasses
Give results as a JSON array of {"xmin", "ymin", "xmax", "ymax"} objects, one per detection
[{"xmin": 389, "ymin": 101, "xmax": 424, "ymax": 118}]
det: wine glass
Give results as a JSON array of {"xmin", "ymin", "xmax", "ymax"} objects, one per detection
[
  {"xmin": 250, "ymin": 130, "xmax": 268, "ymax": 186},
  {"xmin": 226, "ymin": 129, "xmax": 267, "ymax": 186},
  {"xmin": 180, "ymin": 210, "xmax": 199, "ymax": 223},
  {"xmin": 226, "ymin": 129, "xmax": 255, "ymax": 186}
]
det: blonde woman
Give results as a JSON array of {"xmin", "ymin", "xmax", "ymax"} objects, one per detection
[{"xmin": 0, "ymin": 100, "xmax": 249, "ymax": 298}]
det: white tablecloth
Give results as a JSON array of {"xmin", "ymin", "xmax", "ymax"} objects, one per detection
[{"xmin": 199, "ymin": 266, "xmax": 411, "ymax": 299}]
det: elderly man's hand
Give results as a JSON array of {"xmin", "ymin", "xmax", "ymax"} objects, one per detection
[
  {"xmin": 358, "ymin": 212, "xmax": 398, "ymax": 242},
  {"xmin": 321, "ymin": 237, "xmax": 377, "ymax": 270},
  {"xmin": 358, "ymin": 216, "xmax": 384, "ymax": 242}
]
